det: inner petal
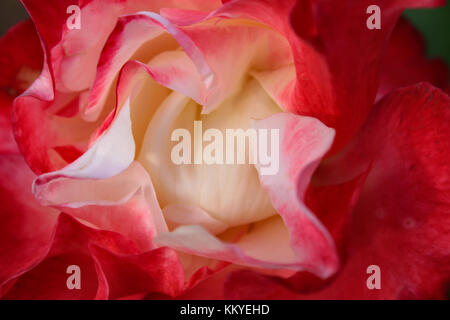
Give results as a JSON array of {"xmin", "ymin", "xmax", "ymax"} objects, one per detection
[{"xmin": 138, "ymin": 78, "xmax": 282, "ymax": 228}]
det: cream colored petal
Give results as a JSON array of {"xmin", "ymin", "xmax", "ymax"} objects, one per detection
[{"xmin": 138, "ymin": 78, "xmax": 282, "ymax": 228}]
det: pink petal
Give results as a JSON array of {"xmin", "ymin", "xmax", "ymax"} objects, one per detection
[
  {"xmin": 32, "ymin": 101, "xmax": 166, "ymax": 250},
  {"xmin": 21, "ymin": 0, "xmax": 221, "ymax": 92}
]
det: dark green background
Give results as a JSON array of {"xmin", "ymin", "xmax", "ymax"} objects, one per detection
[{"xmin": 0, "ymin": 1, "xmax": 449, "ymax": 64}]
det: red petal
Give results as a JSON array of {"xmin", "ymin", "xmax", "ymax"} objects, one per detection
[
  {"xmin": 0, "ymin": 92, "xmax": 19, "ymax": 154},
  {"xmin": 90, "ymin": 245, "xmax": 184, "ymax": 299},
  {"xmin": 0, "ymin": 155, "xmax": 58, "ymax": 294},
  {"xmin": 312, "ymin": 83, "xmax": 450, "ymax": 299},
  {"xmin": 378, "ymin": 17, "xmax": 448, "ymax": 100},
  {"xmin": 3, "ymin": 212, "xmax": 186, "ymax": 299},
  {"xmin": 312, "ymin": 0, "xmax": 446, "ymax": 152},
  {"xmin": 225, "ymin": 83, "xmax": 450, "ymax": 299},
  {"xmin": 0, "ymin": 20, "xmax": 42, "ymax": 94}
]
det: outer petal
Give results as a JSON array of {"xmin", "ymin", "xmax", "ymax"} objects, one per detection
[
  {"xmin": 0, "ymin": 20, "xmax": 42, "ymax": 155},
  {"xmin": 0, "ymin": 155, "xmax": 59, "ymax": 295},
  {"xmin": 0, "ymin": 92, "xmax": 18, "ymax": 155},
  {"xmin": 3, "ymin": 213, "xmax": 185, "ymax": 299},
  {"xmin": 34, "ymin": 162, "xmax": 167, "ymax": 251},
  {"xmin": 377, "ymin": 17, "xmax": 448, "ymax": 100},
  {"xmin": 90, "ymin": 244, "xmax": 184, "ymax": 299},
  {"xmin": 0, "ymin": 20, "xmax": 42, "ymax": 94},
  {"xmin": 312, "ymin": 0, "xmax": 446, "ymax": 152},
  {"xmin": 225, "ymin": 83, "xmax": 450, "ymax": 299}
]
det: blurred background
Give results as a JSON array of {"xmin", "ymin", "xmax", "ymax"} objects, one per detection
[{"xmin": 0, "ymin": 0, "xmax": 449, "ymax": 64}]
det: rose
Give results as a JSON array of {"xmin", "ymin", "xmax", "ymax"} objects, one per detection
[{"xmin": 0, "ymin": 0, "xmax": 449, "ymax": 300}]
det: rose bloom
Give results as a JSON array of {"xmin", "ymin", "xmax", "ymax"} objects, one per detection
[{"xmin": 0, "ymin": 0, "xmax": 449, "ymax": 300}]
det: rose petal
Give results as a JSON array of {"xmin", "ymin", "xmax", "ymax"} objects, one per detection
[
  {"xmin": 225, "ymin": 83, "xmax": 450, "ymax": 299},
  {"xmin": 33, "ymin": 98, "xmax": 135, "ymax": 184},
  {"xmin": 84, "ymin": 13, "xmax": 199, "ymax": 121},
  {"xmin": 86, "ymin": 11, "xmax": 293, "ymax": 121},
  {"xmin": 216, "ymin": 0, "xmax": 445, "ymax": 154},
  {"xmin": 20, "ymin": 0, "xmax": 221, "ymax": 92},
  {"xmin": 154, "ymin": 112, "xmax": 339, "ymax": 278},
  {"xmin": 163, "ymin": 204, "xmax": 228, "ymax": 235},
  {"xmin": 212, "ymin": 0, "xmax": 334, "ymax": 137},
  {"xmin": 0, "ymin": 92, "xmax": 19, "ymax": 154},
  {"xmin": 32, "ymin": 97, "xmax": 167, "ymax": 250},
  {"xmin": 377, "ymin": 17, "xmax": 448, "ymax": 101},
  {"xmin": 252, "ymin": 113, "xmax": 339, "ymax": 278},
  {"xmin": 3, "ymin": 213, "xmax": 184, "ymax": 299},
  {"xmin": 0, "ymin": 20, "xmax": 42, "ymax": 94},
  {"xmin": 90, "ymin": 244, "xmax": 185, "ymax": 299},
  {"xmin": 223, "ymin": 171, "xmax": 370, "ymax": 298},
  {"xmin": 13, "ymin": 0, "xmax": 222, "ymax": 174},
  {"xmin": 0, "ymin": 155, "xmax": 58, "ymax": 294},
  {"xmin": 34, "ymin": 162, "xmax": 167, "ymax": 251},
  {"xmin": 312, "ymin": 0, "xmax": 446, "ymax": 152}
]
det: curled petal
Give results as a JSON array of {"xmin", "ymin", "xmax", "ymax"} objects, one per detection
[
  {"xmin": 154, "ymin": 113, "xmax": 338, "ymax": 278},
  {"xmin": 32, "ymin": 101, "xmax": 165, "ymax": 250}
]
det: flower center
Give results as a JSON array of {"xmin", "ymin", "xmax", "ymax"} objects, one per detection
[{"xmin": 137, "ymin": 78, "xmax": 281, "ymax": 231}]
